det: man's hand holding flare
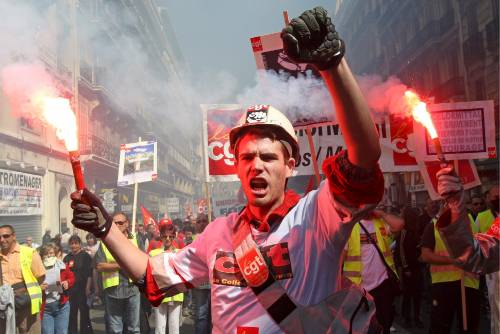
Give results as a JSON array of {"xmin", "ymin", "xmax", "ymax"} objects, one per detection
[{"xmin": 71, "ymin": 189, "xmax": 113, "ymax": 238}]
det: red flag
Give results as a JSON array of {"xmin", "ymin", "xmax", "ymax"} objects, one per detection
[{"xmin": 141, "ymin": 206, "xmax": 158, "ymax": 232}]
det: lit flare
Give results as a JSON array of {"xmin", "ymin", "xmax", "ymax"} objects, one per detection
[
  {"xmin": 33, "ymin": 94, "xmax": 78, "ymax": 151},
  {"xmin": 404, "ymin": 90, "xmax": 446, "ymax": 164},
  {"xmin": 404, "ymin": 90, "xmax": 437, "ymax": 139}
]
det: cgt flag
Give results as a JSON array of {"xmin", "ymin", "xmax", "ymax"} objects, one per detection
[{"xmin": 141, "ymin": 205, "xmax": 158, "ymax": 232}]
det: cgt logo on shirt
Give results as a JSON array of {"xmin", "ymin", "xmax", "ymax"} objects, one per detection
[{"xmin": 212, "ymin": 242, "xmax": 293, "ymax": 287}]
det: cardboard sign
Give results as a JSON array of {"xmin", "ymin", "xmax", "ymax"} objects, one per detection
[
  {"xmin": 414, "ymin": 100, "xmax": 496, "ymax": 161},
  {"xmin": 419, "ymin": 160, "xmax": 481, "ymax": 200},
  {"xmin": 251, "ymin": 32, "xmax": 320, "ymax": 78},
  {"xmin": 166, "ymin": 197, "xmax": 179, "ymax": 214},
  {"xmin": 117, "ymin": 141, "xmax": 158, "ymax": 186}
]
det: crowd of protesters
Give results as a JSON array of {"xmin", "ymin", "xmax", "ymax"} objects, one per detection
[
  {"xmin": 0, "ymin": 211, "xmax": 213, "ymax": 334},
  {"xmin": 0, "ymin": 184, "xmax": 496, "ymax": 334}
]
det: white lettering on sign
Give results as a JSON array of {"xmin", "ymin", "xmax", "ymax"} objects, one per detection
[
  {"xmin": 208, "ymin": 141, "xmax": 234, "ymax": 166},
  {"xmin": 431, "ymin": 109, "xmax": 485, "ymax": 154}
]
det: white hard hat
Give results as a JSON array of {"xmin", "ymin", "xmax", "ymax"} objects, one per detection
[{"xmin": 229, "ymin": 105, "xmax": 299, "ymax": 160}]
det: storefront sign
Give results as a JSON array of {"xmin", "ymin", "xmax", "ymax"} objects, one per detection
[{"xmin": 0, "ymin": 168, "xmax": 43, "ymax": 216}]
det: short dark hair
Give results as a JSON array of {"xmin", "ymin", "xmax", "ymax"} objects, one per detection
[
  {"xmin": 39, "ymin": 243, "xmax": 56, "ymax": 258},
  {"xmin": 113, "ymin": 212, "xmax": 129, "ymax": 221},
  {"xmin": 68, "ymin": 235, "xmax": 81, "ymax": 244},
  {"xmin": 160, "ymin": 223, "xmax": 176, "ymax": 235},
  {"xmin": 183, "ymin": 225, "xmax": 194, "ymax": 234},
  {"xmin": 0, "ymin": 225, "xmax": 15, "ymax": 234}
]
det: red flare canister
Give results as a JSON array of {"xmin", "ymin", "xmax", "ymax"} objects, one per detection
[{"xmin": 69, "ymin": 151, "xmax": 86, "ymax": 190}]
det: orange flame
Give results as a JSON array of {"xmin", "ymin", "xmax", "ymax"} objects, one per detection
[
  {"xmin": 33, "ymin": 93, "xmax": 78, "ymax": 151},
  {"xmin": 404, "ymin": 90, "xmax": 437, "ymax": 139}
]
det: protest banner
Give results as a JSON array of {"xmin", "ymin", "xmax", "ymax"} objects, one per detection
[
  {"xmin": 211, "ymin": 181, "xmax": 246, "ymax": 217},
  {"xmin": 419, "ymin": 160, "xmax": 481, "ymax": 200},
  {"xmin": 202, "ymin": 105, "xmax": 428, "ymax": 179},
  {"xmin": 0, "ymin": 168, "xmax": 43, "ymax": 216},
  {"xmin": 117, "ymin": 141, "xmax": 158, "ymax": 186},
  {"xmin": 201, "ymin": 104, "xmax": 242, "ymax": 182},
  {"xmin": 251, "ymin": 32, "xmax": 321, "ymax": 79},
  {"xmin": 98, "ymin": 188, "xmax": 117, "ymax": 213},
  {"xmin": 414, "ymin": 100, "xmax": 496, "ymax": 161},
  {"xmin": 197, "ymin": 198, "xmax": 208, "ymax": 215},
  {"xmin": 166, "ymin": 197, "xmax": 180, "ymax": 214}
]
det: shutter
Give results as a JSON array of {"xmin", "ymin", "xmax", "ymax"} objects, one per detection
[{"xmin": 0, "ymin": 216, "xmax": 42, "ymax": 245}]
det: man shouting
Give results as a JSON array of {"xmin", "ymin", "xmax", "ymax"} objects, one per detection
[{"xmin": 71, "ymin": 7, "xmax": 384, "ymax": 333}]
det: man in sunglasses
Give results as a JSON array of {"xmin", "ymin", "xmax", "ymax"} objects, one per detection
[
  {"xmin": 0, "ymin": 225, "xmax": 45, "ymax": 334},
  {"xmin": 95, "ymin": 213, "xmax": 141, "ymax": 334}
]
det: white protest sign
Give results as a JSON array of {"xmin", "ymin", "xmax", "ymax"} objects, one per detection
[
  {"xmin": 166, "ymin": 197, "xmax": 180, "ymax": 214},
  {"xmin": 414, "ymin": 100, "xmax": 496, "ymax": 161},
  {"xmin": 117, "ymin": 141, "xmax": 158, "ymax": 186}
]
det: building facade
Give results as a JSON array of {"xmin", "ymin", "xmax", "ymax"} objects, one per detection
[
  {"xmin": 335, "ymin": 0, "xmax": 499, "ymax": 206},
  {"xmin": 0, "ymin": 0, "xmax": 202, "ymax": 243}
]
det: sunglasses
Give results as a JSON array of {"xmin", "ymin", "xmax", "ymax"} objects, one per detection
[
  {"xmin": 0, "ymin": 234, "xmax": 12, "ymax": 240},
  {"xmin": 161, "ymin": 235, "xmax": 175, "ymax": 239},
  {"xmin": 472, "ymin": 202, "xmax": 483, "ymax": 206},
  {"xmin": 114, "ymin": 220, "xmax": 127, "ymax": 225}
]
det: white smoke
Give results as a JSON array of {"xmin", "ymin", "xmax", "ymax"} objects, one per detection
[
  {"xmin": 237, "ymin": 70, "xmax": 334, "ymax": 125},
  {"xmin": 357, "ymin": 74, "xmax": 411, "ymax": 118}
]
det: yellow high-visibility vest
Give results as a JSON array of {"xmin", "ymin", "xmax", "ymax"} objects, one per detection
[
  {"xmin": 101, "ymin": 235, "xmax": 138, "ymax": 289},
  {"xmin": 19, "ymin": 245, "xmax": 42, "ymax": 314},
  {"xmin": 343, "ymin": 218, "xmax": 397, "ymax": 285},
  {"xmin": 476, "ymin": 209, "xmax": 495, "ymax": 233},
  {"xmin": 149, "ymin": 248, "xmax": 184, "ymax": 303},
  {"xmin": 430, "ymin": 219, "xmax": 479, "ymax": 289}
]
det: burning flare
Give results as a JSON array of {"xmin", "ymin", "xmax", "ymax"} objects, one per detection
[
  {"xmin": 404, "ymin": 90, "xmax": 437, "ymax": 139},
  {"xmin": 32, "ymin": 93, "xmax": 78, "ymax": 151}
]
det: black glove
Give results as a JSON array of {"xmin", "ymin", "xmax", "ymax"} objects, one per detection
[
  {"xmin": 281, "ymin": 6, "xmax": 345, "ymax": 71},
  {"xmin": 71, "ymin": 188, "xmax": 112, "ymax": 238}
]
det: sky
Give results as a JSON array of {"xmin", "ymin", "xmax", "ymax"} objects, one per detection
[{"xmin": 163, "ymin": 0, "xmax": 336, "ymax": 97}]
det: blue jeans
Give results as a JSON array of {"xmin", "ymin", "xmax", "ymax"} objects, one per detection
[
  {"xmin": 42, "ymin": 301, "xmax": 70, "ymax": 334},
  {"xmin": 192, "ymin": 289, "xmax": 211, "ymax": 334},
  {"xmin": 105, "ymin": 293, "xmax": 140, "ymax": 334}
]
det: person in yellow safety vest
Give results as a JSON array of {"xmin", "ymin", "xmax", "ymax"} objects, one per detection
[
  {"xmin": 435, "ymin": 169, "xmax": 499, "ymax": 334},
  {"xmin": 150, "ymin": 222, "xmax": 183, "ymax": 334},
  {"xmin": 95, "ymin": 212, "xmax": 141, "ymax": 334},
  {"xmin": 0, "ymin": 224, "xmax": 45, "ymax": 334},
  {"xmin": 344, "ymin": 209, "xmax": 404, "ymax": 334},
  {"xmin": 420, "ymin": 202, "xmax": 481, "ymax": 333},
  {"xmin": 476, "ymin": 186, "xmax": 499, "ymax": 233},
  {"xmin": 468, "ymin": 196, "xmax": 486, "ymax": 222},
  {"xmin": 475, "ymin": 185, "xmax": 499, "ymax": 334}
]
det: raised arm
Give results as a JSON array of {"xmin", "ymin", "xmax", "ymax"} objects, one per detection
[
  {"xmin": 281, "ymin": 6, "xmax": 381, "ymax": 169},
  {"xmin": 320, "ymin": 60, "xmax": 381, "ymax": 168},
  {"xmin": 70, "ymin": 190, "xmax": 148, "ymax": 281}
]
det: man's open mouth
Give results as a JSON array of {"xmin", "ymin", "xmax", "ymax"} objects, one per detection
[{"xmin": 250, "ymin": 178, "xmax": 268, "ymax": 195}]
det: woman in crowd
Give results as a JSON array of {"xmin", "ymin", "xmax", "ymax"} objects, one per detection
[
  {"xmin": 84, "ymin": 233, "xmax": 101, "ymax": 308},
  {"xmin": 40, "ymin": 243, "xmax": 74, "ymax": 334},
  {"xmin": 64, "ymin": 235, "xmax": 94, "ymax": 334},
  {"xmin": 149, "ymin": 223, "xmax": 183, "ymax": 334}
]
